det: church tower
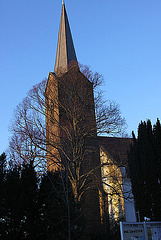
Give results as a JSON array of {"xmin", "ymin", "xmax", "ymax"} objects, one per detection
[{"xmin": 45, "ymin": 1, "xmax": 102, "ymax": 234}]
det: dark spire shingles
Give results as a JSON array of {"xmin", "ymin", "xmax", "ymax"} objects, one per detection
[{"xmin": 54, "ymin": 2, "xmax": 77, "ymax": 74}]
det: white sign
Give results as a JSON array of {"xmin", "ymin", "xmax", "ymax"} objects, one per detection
[
  {"xmin": 120, "ymin": 222, "xmax": 161, "ymax": 240},
  {"xmin": 120, "ymin": 222, "xmax": 145, "ymax": 240}
]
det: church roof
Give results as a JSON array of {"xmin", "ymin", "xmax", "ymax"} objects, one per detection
[
  {"xmin": 98, "ymin": 136, "xmax": 132, "ymax": 166},
  {"xmin": 54, "ymin": 1, "xmax": 77, "ymax": 74}
]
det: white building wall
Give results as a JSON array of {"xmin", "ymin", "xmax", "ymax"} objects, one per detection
[{"xmin": 120, "ymin": 167, "xmax": 136, "ymax": 222}]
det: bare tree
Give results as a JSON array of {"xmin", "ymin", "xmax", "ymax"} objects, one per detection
[
  {"xmin": 9, "ymin": 64, "xmax": 126, "ymax": 188},
  {"xmin": 8, "ymin": 64, "xmax": 127, "ymax": 237}
]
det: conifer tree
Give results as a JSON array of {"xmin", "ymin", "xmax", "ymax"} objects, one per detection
[
  {"xmin": 128, "ymin": 119, "xmax": 161, "ymax": 220},
  {"xmin": 152, "ymin": 119, "xmax": 161, "ymax": 219},
  {"xmin": 0, "ymin": 160, "xmax": 39, "ymax": 239},
  {"xmin": 17, "ymin": 162, "xmax": 38, "ymax": 239},
  {"xmin": 37, "ymin": 171, "xmax": 84, "ymax": 240},
  {"xmin": 0, "ymin": 153, "xmax": 7, "ymax": 239},
  {"xmin": 0, "ymin": 157, "xmax": 84, "ymax": 239}
]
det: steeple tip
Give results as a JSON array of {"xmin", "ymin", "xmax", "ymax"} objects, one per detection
[{"xmin": 54, "ymin": 0, "xmax": 77, "ymax": 75}]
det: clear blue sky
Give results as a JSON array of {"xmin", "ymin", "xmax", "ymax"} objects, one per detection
[{"xmin": 1, "ymin": 0, "xmax": 161, "ymax": 154}]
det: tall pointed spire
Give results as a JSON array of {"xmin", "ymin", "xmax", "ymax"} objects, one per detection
[{"xmin": 54, "ymin": 2, "xmax": 77, "ymax": 74}]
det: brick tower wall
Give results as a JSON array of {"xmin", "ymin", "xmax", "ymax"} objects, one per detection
[{"xmin": 45, "ymin": 66, "xmax": 102, "ymax": 233}]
